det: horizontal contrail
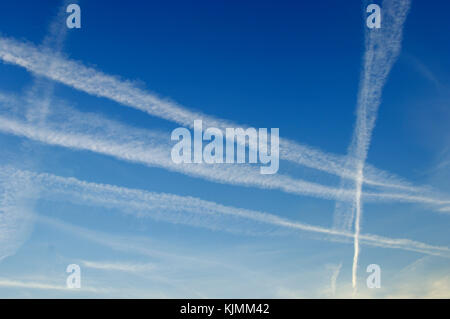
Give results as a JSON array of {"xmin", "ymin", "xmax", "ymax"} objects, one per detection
[
  {"xmin": 330, "ymin": 263, "xmax": 342, "ymax": 297},
  {"xmin": 0, "ymin": 278, "xmax": 108, "ymax": 293},
  {"xmin": 80, "ymin": 261, "xmax": 155, "ymax": 273},
  {"xmin": 3, "ymin": 166, "xmax": 449, "ymax": 257},
  {"xmin": 0, "ymin": 114, "xmax": 355, "ymax": 201},
  {"xmin": 0, "ymin": 110, "xmax": 448, "ymax": 207},
  {"xmin": 0, "ymin": 36, "xmax": 427, "ymax": 193},
  {"xmin": 0, "ymin": 279, "xmax": 68, "ymax": 291}
]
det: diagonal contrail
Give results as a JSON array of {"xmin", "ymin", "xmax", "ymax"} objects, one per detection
[
  {"xmin": 0, "ymin": 106, "xmax": 448, "ymax": 207},
  {"xmin": 340, "ymin": 0, "xmax": 412, "ymax": 293},
  {"xmin": 0, "ymin": 171, "xmax": 35, "ymax": 262},
  {"xmin": 24, "ymin": 0, "xmax": 74, "ymax": 123},
  {"xmin": 0, "ymin": 114, "xmax": 355, "ymax": 201},
  {"xmin": 0, "ymin": 1, "xmax": 75, "ymax": 262},
  {"xmin": 2, "ymin": 166, "xmax": 449, "ymax": 257},
  {"xmin": 0, "ymin": 35, "xmax": 428, "ymax": 194}
]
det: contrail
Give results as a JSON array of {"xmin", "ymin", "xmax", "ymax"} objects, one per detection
[
  {"xmin": 80, "ymin": 261, "xmax": 155, "ymax": 273},
  {"xmin": 329, "ymin": 263, "xmax": 342, "ymax": 297},
  {"xmin": 0, "ymin": 278, "xmax": 108, "ymax": 293},
  {"xmin": 24, "ymin": 0, "xmax": 74, "ymax": 123},
  {"xmin": 0, "ymin": 91, "xmax": 448, "ymax": 207},
  {"xmin": 0, "ymin": 108, "xmax": 448, "ymax": 208},
  {"xmin": 0, "ymin": 35, "xmax": 427, "ymax": 193},
  {"xmin": 0, "ymin": 114, "xmax": 356, "ymax": 201},
  {"xmin": 341, "ymin": 0, "xmax": 412, "ymax": 293},
  {"xmin": 0, "ymin": 171, "xmax": 35, "ymax": 262},
  {"xmin": 0, "ymin": 279, "xmax": 69, "ymax": 291},
  {"xmin": 3, "ymin": 166, "xmax": 449, "ymax": 257}
]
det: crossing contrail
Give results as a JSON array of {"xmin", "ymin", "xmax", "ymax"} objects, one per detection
[
  {"xmin": 2, "ymin": 166, "xmax": 449, "ymax": 257},
  {"xmin": 330, "ymin": 263, "xmax": 342, "ymax": 297},
  {"xmin": 0, "ymin": 2, "xmax": 77, "ymax": 264},
  {"xmin": 340, "ymin": 0, "xmax": 412, "ymax": 292},
  {"xmin": 24, "ymin": 0, "xmax": 74, "ymax": 123},
  {"xmin": 0, "ymin": 106, "xmax": 448, "ymax": 208},
  {"xmin": 0, "ymin": 114, "xmax": 355, "ymax": 201},
  {"xmin": 0, "ymin": 35, "xmax": 428, "ymax": 194}
]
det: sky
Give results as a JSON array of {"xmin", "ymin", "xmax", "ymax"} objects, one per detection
[{"xmin": 0, "ymin": 0, "xmax": 449, "ymax": 298}]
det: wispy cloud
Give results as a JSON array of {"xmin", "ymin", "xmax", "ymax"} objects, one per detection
[
  {"xmin": 0, "ymin": 113, "xmax": 356, "ymax": 201},
  {"xmin": 329, "ymin": 263, "xmax": 342, "ymax": 297},
  {"xmin": 24, "ymin": 0, "xmax": 72, "ymax": 123},
  {"xmin": 0, "ymin": 169, "xmax": 36, "ymax": 262},
  {"xmin": 34, "ymin": 213, "xmax": 224, "ymax": 268},
  {"xmin": 403, "ymin": 53, "xmax": 443, "ymax": 90},
  {"xmin": 0, "ymin": 279, "xmax": 69, "ymax": 291},
  {"xmin": 0, "ymin": 1, "xmax": 73, "ymax": 264}
]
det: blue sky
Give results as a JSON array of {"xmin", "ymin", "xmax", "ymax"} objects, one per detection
[{"xmin": 0, "ymin": 0, "xmax": 449, "ymax": 298}]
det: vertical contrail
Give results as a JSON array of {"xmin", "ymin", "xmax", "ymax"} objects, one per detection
[
  {"xmin": 345, "ymin": 0, "xmax": 412, "ymax": 293},
  {"xmin": 352, "ymin": 166, "xmax": 364, "ymax": 292},
  {"xmin": 330, "ymin": 263, "xmax": 342, "ymax": 297}
]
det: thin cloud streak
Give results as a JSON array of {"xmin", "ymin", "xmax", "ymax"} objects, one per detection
[
  {"xmin": 4, "ymin": 166, "xmax": 449, "ymax": 257},
  {"xmin": 0, "ymin": 0, "xmax": 73, "ymax": 265},
  {"xmin": 0, "ymin": 279, "xmax": 68, "ymax": 291},
  {"xmin": 0, "ymin": 168, "xmax": 35, "ymax": 262},
  {"xmin": 80, "ymin": 260, "xmax": 155, "ymax": 273},
  {"xmin": 330, "ymin": 263, "xmax": 342, "ymax": 297}
]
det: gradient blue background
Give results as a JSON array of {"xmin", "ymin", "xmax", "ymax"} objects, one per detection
[{"xmin": 0, "ymin": 0, "xmax": 449, "ymax": 297}]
